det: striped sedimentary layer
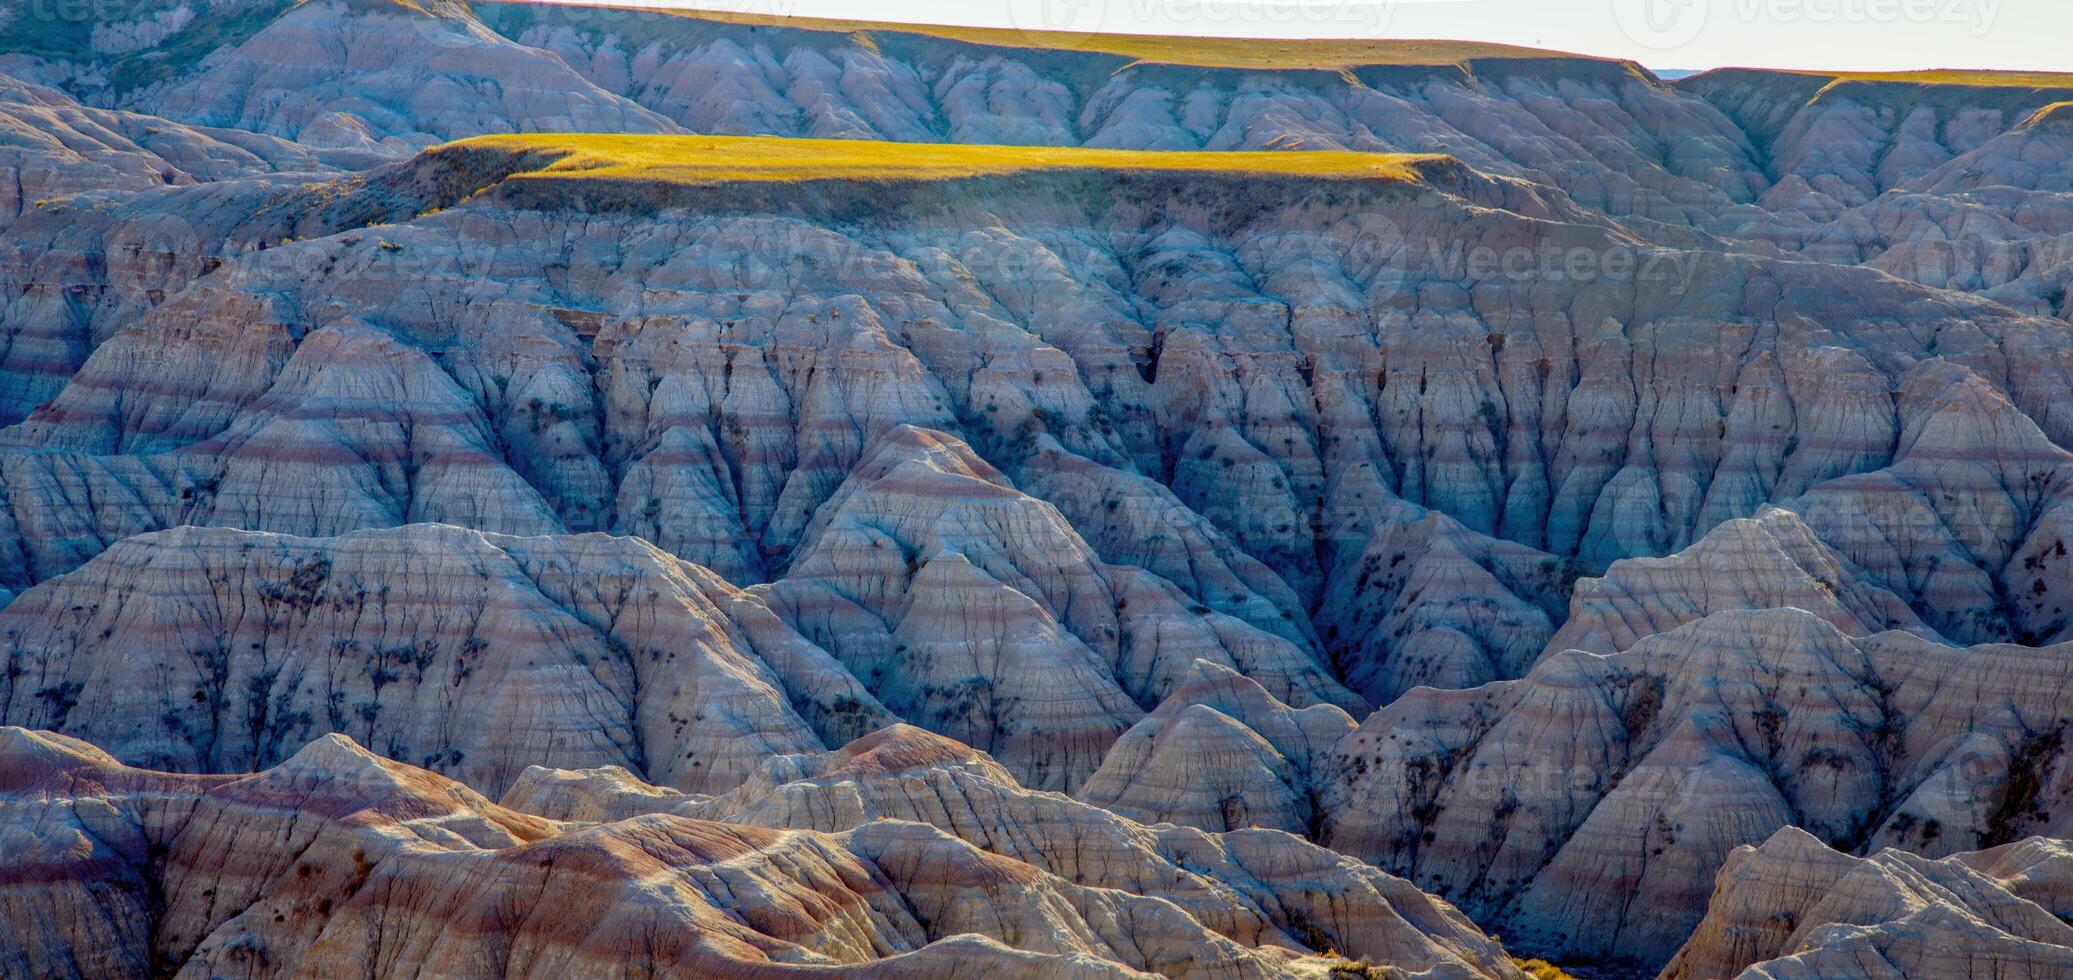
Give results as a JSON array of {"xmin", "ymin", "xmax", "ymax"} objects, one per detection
[{"xmin": 0, "ymin": 723, "xmax": 1523, "ymax": 979}]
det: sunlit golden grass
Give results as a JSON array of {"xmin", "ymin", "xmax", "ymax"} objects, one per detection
[
  {"xmin": 2026, "ymin": 101, "xmax": 2073, "ymax": 127},
  {"xmin": 443, "ymin": 133, "xmax": 1445, "ymax": 187},
  {"xmin": 551, "ymin": 3, "xmax": 1596, "ymax": 70},
  {"xmin": 1801, "ymin": 68, "xmax": 2073, "ymax": 90}
]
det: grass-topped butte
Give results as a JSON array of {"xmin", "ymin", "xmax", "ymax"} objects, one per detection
[
  {"xmin": 1782, "ymin": 68, "xmax": 2073, "ymax": 90},
  {"xmin": 545, "ymin": 3, "xmax": 1604, "ymax": 70},
  {"xmin": 442, "ymin": 134, "xmax": 1447, "ymax": 187}
]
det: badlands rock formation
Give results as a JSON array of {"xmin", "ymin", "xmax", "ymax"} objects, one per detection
[
  {"xmin": 500, "ymin": 722, "xmax": 1523, "ymax": 978},
  {"xmin": 3, "ymin": 0, "xmax": 676, "ymax": 153},
  {"xmin": 1323, "ymin": 605, "xmax": 2073, "ymax": 965},
  {"xmin": 0, "ymin": 522, "xmax": 897, "ymax": 795},
  {"xmin": 1665, "ymin": 827, "xmax": 2073, "ymax": 979},
  {"xmin": 0, "ymin": 457, "xmax": 1351, "ymax": 794},
  {"xmin": 0, "ymin": 723, "xmax": 1523, "ymax": 979},
  {"xmin": 1076, "ymin": 659, "xmax": 1356, "ymax": 833},
  {"xmin": 1544, "ymin": 506, "xmax": 1937, "ymax": 657},
  {"xmin": 7, "ymin": 0, "xmax": 2073, "ymax": 975},
  {"xmin": 5, "ymin": 132, "xmax": 2070, "ymax": 693},
  {"xmin": 0, "ymin": 71, "xmax": 329, "ymax": 223}
]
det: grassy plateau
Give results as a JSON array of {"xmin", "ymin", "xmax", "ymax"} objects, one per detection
[
  {"xmin": 441, "ymin": 133, "xmax": 1446, "ymax": 188},
  {"xmin": 1804, "ymin": 68, "xmax": 2073, "ymax": 89}
]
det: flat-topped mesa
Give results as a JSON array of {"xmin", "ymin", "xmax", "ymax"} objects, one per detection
[
  {"xmin": 8, "ymin": 101, "xmax": 2073, "ymax": 656},
  {"xmin": 9, "ymin": 4, "xmax": 2073, "ymax": 977},
  {"xmin": 1678, "ymin": 66, "xmax": 2073, "ymax": 141},
  {"xmin": 417, "ymin": 132, "xmax": 1464, "ymax": 212},
  {"xmin": 39, "ymin": 0, "xmax": 2073, "ymax": 245},
  {"xmin": 478, "ymin": 2, "xmax": 1760, "ymax": 224},
  {"xmin": 1895, "ymin": 99, "xmax": 2073, "ymax": 197},
  {"xmin": 1663, "ymin": 65, "xmax": 2073, "ymax": 311},
  {"xmin": 437, "ymin": 131, "xmax": 1454, "ymax": 181},
  {"xmin": 1678, "ymin": 66, "xmax": 2073, "ymax": 214},
  {"xmin": 6, "ymin": 0, "xmax": 1746, "ymax": 231}
]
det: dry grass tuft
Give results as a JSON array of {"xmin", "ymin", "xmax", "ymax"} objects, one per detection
[{"xmin": 1513, "ymin": 958, "xmax": 1581, "ymax": 980}]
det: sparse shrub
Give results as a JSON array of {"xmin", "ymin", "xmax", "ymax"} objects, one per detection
[
  {"xmin": 1512, "ymin": 958, "xmax": 1579, "ymax": 980},
  {"xmin": 1326, "ymin": 961, "xmax": 1402, "ymax": 980}
]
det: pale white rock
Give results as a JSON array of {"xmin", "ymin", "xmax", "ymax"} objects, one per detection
[
  {"xmin": 513, "ymin": 723, "xmax": 1526, "ymax": 978},
  {"xmin": 1322, "ymin": 607, "xmax": 2073, "ymax": 966},
  {"xmin": 1545, "ymin": 506, "xmax": 1935, "ymax": 658},
  {"xmin": 1683, "ymin": 69, "xmax": 2073, "ymax": 218},
  {"xmin": 0, "ymin": 727, "xmax": 1188, "ymax": 978},
  {"xmin": 1014, "ymin": 436, "xmax": 1315, "ymax": 651},
  {"xmin": 0, "ymin": 724, "xmax": 1526, "ymax": 979},
  {"xmin": 124, "ymin": 0, "xmax": 679, "ymax": 151},
  {"xmin": 8, "ymin": 21, "xmax": 2073, "ymax": 972},
  {"xmin": 760, "ymin": 425, "xmax": 1353, "ymax": 790},
  {"xmin": 1787, "ymin": 362, "xmax": 2073, "ymax": 644},
  {"xmin": 8, "ymin": 135, "xmax": 2071, "ymax": 658},
  {"xmin": 485, "ymin": 4, "xmax": 1769, "ymax": 226},
  {"xmin": 1078, "ymin": 704, "xmax": 1309, "ymax": 834},
  {"xmin": 1078, "ymin": 660, "xmax": 1356, "ymax": 833},
  {"xmin": 1666, "ymin": 826, "xmax": 2073, "ymax": 980},
  {"xmin": 0, "ymin": 315, "xmax": 564, "ymax": 588},
  {"xmin": 499, "ymin": 763, "xmax": 712, "ymax": 822},
  {"xmin": 0, "ymin": 71, "xmax": 400, "ymax": 425},
  {"xmin": 0, "ymin": 523, "xmax": 892, "ymax": 795},
  {"xmin": 0, "ymin": 70, "xmax": 305, "ymax": 228},
  {"xmin": 1318, "ymin": 470, "xmax": 1582, "ymax": 704}
]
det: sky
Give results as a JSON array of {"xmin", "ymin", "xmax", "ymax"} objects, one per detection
[{"xmin": 587, "ymin": 0, "xmax": 2073, "ymax": 73}]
